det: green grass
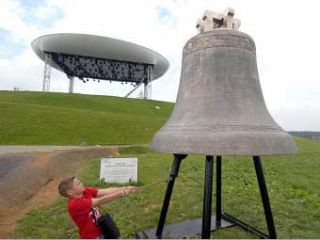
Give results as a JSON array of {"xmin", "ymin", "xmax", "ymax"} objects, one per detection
[
  {"xmin": 15, "ymin": 138, "xmax": 320, "ymax": 238},
  {"xmin": 0, "ymin": 91, "xmax": 173, "ymax": 145},
  {"xmin": 3, "ymin": 90, "xmax": 320, "ymax": 238}
]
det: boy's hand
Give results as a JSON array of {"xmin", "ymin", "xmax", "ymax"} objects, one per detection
[{"xmin": 124, "ymin": 186, "xmax": 137, "ymax": 195}]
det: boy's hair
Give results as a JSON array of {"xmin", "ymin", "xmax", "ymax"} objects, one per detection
[{"xmin": 58, "ymin": 176, "xmax": 75, "ymax": 197}]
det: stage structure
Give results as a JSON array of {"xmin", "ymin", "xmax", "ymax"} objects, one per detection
[
  {"xmin": 32, "ymin": 33, "xmax": 169, "ymax": 99},
  {"xmin": 136, "ymin": 8, "xmax": 297, "ymax": 239}
]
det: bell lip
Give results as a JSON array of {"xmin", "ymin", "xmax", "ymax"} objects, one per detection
[
  {"xmin": 149, "ymin": 131, "xmax": 297, "ymax": 157},
  {"xmin": 149, "ymin": 145, "xmax": 298, "ymax": 156},
  {"xmin": 148, "ymin": 147, "xmax": 297, "ymax": 157}
]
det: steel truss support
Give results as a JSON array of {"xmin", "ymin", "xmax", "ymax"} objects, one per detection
[
  {"xmin": 42, "ymin": 54, "xmax": 52, "ymax": 92},
  {"xmin": 144, "ymin": 65, "xmax": 153, "ymax": 99},
  {"xmin": 125, "ymin": 82, "xmax": 143, "ymax": 98},
  {"xmin": 47, "ymin": 51, "xmax": 153, "ymax": 84},
  {"xmin": 68, "ymin": 76, "xmax": 74, "ymax": 93}
]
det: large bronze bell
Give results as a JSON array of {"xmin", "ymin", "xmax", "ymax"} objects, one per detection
[
  {"xmin": 144, "ymin": 8, "xmax": 297, "ymax": 239},
  {"xmin": 150, "ymin": 15, "xmax": 296, "ymax": 156}
]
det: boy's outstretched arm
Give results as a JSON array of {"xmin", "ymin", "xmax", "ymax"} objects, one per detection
[
  {"xmin": 97, "ymin": 186, "xmax": 136, "ymax": 197},
  {"xmin": 92, "ymin": 187, "xmax": 137, "ymax": 206}
]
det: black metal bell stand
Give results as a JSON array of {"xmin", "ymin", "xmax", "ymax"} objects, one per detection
[{"xmin": 155, "ymin": 154, "xmax": 277, "ymax": 239}]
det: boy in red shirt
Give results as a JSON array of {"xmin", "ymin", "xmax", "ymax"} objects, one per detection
[{"xmin": 58, "ymin": 176, "xmax": 136, "ymax": 239}]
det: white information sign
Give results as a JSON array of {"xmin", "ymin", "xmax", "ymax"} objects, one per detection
[{"xmin": 100, "ymin": 157, "xmax": 138, "ymax": 183}]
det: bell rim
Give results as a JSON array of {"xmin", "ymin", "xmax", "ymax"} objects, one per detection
[{"xmin": 150, "ymin": 130, "xmax": 297, "ymax": 156}]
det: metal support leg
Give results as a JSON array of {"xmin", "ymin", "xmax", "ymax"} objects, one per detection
[
  {"xmin": 253, "ymin": 156, "xmax": 277, "ymax": 239},
  {"xmin": 42, "ymin": 54, "xmax": 52, "ymax": 92},
  {"xmin": 202, "ymin": 156, "xmax": 214, "ymax": 239},
  {"xmin": 68, "ymin": 76, "xmax": 74, "ymax": 93},
  {"xmin": 156, "ymin": 154, "xmax": 187, "ymax": 238},
  {"xmin": 216, "ymin": 156, "xmax": 222, "ymax": 228}
]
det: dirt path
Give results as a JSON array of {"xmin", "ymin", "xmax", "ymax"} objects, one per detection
[{"xmin": 0, "ymin": 146, "xmax": 119, "ymax": 238}]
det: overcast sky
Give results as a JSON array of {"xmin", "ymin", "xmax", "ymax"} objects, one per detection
[{"xmin": 0, "ymin": 0, "xmax": 320, "ymax": 131}]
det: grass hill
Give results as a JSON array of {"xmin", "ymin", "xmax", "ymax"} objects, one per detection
[
  {"xmin": 290, "ymin": 131, "xmax": 320, "ymax": 140},
  {"xmin": 0, "ymin": 91, "xmax": 174, "ymax": 145}
]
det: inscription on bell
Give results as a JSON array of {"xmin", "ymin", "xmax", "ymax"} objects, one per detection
[{"xmin": 183, "ymin": 31, "xmax": 256, "ymax": 56}]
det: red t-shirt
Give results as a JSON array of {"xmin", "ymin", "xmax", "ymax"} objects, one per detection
[{"xmin": 68, "ymin": 187, "xmax": 102, "ymax": 239}]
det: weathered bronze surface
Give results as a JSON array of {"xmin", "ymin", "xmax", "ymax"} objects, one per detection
[{"xmin": 150, "ymin": 29, "xmax": 297, "ymax": 156}]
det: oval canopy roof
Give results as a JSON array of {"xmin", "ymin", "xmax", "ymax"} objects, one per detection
[{"xmin": 31, "ymin": 33, "xmax": 169, "ymax": 80}]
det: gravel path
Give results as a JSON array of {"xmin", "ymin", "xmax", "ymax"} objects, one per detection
[{"xmin": 0, "ymin": 145, "xmax": 98, "ymax": 155}]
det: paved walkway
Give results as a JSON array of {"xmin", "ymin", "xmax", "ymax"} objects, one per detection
[{"xmin": 0, "ymin": 145, "xmax": 104, "ymax": 155}]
